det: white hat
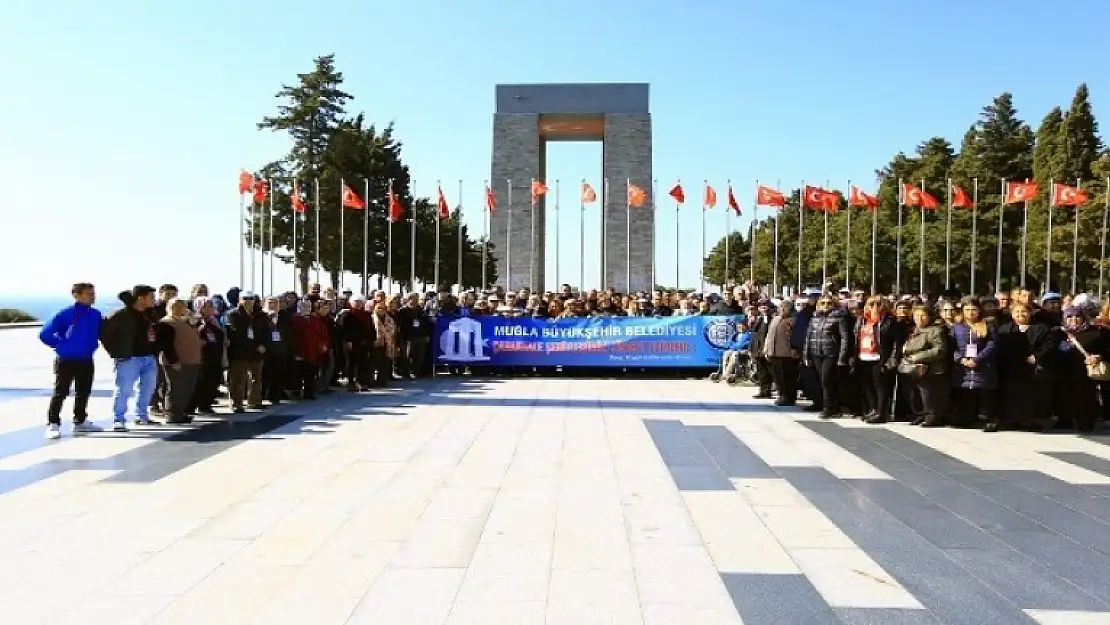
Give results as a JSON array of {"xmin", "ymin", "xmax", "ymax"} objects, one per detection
[
  {"xmin": 240, "ymin": 291, "xmax": 257, "ymax": 299},
  {"xmin": 350, "ymin": 294, "xmax": 366, "ymax": 302}
]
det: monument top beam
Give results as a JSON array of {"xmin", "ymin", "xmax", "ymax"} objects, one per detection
[{"xmin": 495, "ymin": 83, "xmax": 649, "ymax": 115}]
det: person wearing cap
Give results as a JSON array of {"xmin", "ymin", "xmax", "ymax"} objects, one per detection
[
  {"xmin": 100, "ymin": 285, "xmax": 162, "ymax": 431},
  {"xmin": 1038, "ymin": 292, "xmax": 1062, "ymax": 325},
  {"xmin": 226, "ymin": 291, "xmax": 269, "ymax": 412}
]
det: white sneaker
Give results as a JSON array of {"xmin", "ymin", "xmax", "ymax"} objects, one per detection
[
  {"xmin": 112, "ymin": 421, "xmax": 129, "ymax": 433},
  {"xmin": 73, "ymin": 421, "xmax": 104, "ymax": 434},
  {"xmin": 45, "ymin": 424, "xmax": 61, "ymax": 439}
]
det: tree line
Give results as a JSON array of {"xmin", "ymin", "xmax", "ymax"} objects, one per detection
[
  {"xmin": 248, "ymin": 55, "xmax": 495, "ymax": 293},
  {"xmin": 704, "ymin": 86, "xmax": 1110, "ymax": 295}
]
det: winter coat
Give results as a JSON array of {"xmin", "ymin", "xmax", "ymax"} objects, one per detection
[
  {"xmin": 853, "ymin": 314, "xmax": 904, "ymax": 366},
  {"xmin": 803, "ymin": 309, "xmax": 851, "ymax": 365},
  {"xmin": 764, "ymin": 313, "xmax": 796, "ymax": 359},
  {"xmin": 949, "ymin": 322, "xmax": 999, "ymax": 390},
  {"xmin": 902, "ymin": 322, "xmax": 950, "ymax": 377}
]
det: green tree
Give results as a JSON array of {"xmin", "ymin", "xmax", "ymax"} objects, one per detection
[{"xmin": 703, "ymin": 231, "xmax": 748, "ymax": 287}]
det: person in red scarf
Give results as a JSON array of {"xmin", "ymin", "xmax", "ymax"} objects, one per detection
[
  {"xmin": 854, "ymin": 296, "xmax": 904, "ymax": 424},
  {"xmin": 293, "ymin": 299, "xmax": 329, "ymax": 399}
]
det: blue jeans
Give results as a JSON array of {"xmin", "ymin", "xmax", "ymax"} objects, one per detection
[{"xmin": 113, "ymin": 356, "xmax": 158, "ymax": 422}]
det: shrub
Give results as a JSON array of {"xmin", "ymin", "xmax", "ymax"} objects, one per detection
[{"xmin": 0, "ymin": 308, "xmax": 37, "ymax": 323}]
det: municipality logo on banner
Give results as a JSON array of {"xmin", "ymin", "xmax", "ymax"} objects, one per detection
[
  {"xmin": 702, "ymin": 318, "xmax": 739, "ymax": 350},
  {"xmin": 440, "ymin": 317, "xmax": 491, "ymax": 362}
]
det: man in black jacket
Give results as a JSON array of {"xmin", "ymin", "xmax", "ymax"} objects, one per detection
[
  {"xmin": 261, "ymin": 296, "xmax": 298, "ymax": 405},
  {"xmin": 225, "ymin": 291, "xmax": 269, "ymax": 412},
  {"xmin": 100, "ymin": 285, "xmax": 161, "ymax": 431},
  {"xmin": 338, "ymin": 295, "xmax": 375, "ymax": 391},
  {"xmin": 398, "ymin": 293, "xmax": 431, "ymax": 378},
  {"xmin": 802, "ymin": 296, "xmax": 852, "ymax": 418},
  {"xmin": 749, "ymin": 300, "xmax": 774, "ymax": 398}
]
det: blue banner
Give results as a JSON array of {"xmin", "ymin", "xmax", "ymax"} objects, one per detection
[{"xmin": 434, "ymin": 315, "xmax": 743, "ymax": 368}]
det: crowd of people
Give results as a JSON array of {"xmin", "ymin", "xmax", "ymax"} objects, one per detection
[
  {"xmin": 731, "ymin": 287, "xmax": 1110, "ymax": 433},
  {"xmin": 36, "ymin": 278, "xmax": 1110, "ymax": 440}
]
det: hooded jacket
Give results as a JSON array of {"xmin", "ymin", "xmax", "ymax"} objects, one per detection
[{"xmin": 39, "ymin": 302, "xmax": 102, "ymax": 360}]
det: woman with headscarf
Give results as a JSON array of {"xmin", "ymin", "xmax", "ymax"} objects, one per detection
[
  {"xmin": 1056, "ymin": 303, "xmax": 1110, "ymax": 432},
  {"xmin": 370, "ymin": 302, "xmax": 397, "ymax": 387},
  {"xmin": 995, "ymin": 301, "xmax": 1060, "ymax": 432}
]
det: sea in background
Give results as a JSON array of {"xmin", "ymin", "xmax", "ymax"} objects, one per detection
[{"xmin": 0, "ymin": 296, "xmax": 123, "ymax": 322}]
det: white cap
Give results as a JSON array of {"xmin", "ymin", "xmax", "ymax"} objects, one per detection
[
  {"xmin": 240, "ymin": 291, "xmax": 257, "ymax": 299},
  {"xmin": 350, "ymin": 294, "xmax": 366, "ymax": 302}
]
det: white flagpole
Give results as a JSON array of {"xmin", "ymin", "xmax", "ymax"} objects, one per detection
[
  {"xmin": 1021, "ymin": 177, "xmax": 1030, "ymax": 288},
  {"xmin": 362, "ymin": 178, "xmax": 369, "ymax": 295},
  {"xmin": 529, "ymin": 181, "xmax": 536, "ymax": 290},
  {"xmin": 1100, "ymin": 177, "xmax": 1109, "ymax": 299},
  {"xmin": 675, "ymin": 180, "xmax": 681, "ymax": 289},
  {"xmin": 798, "ymin": 180, "xmax": 805, "ymax": 293},
  {"xmin": 870, "ymin": 186, "xmax": 877, "ymax": 294},
  {"xmin": 626, "ymin": 178, "xmax": 632, "ymax": 293},
  {"xmin": 772, "ymin": 181, "xmax": 781, "ymax": 296},
  {"xmin": 896, "ymin": 177, "xmax": 903, "ymax": 295},
  {"xmin": 971, "ymin": 178, "xmax": 978, "ymax": 294},
  {"xmin": 845, "ymin": 180, "xmax": 851, "ymax": 291},
  {"xmin": 602, "ymin": 178, "xmax": 608, "ymax": 288},
  {"xmin": 410, "ymin": 179, "xmax": 417, "ymax": 290},
  {"xmin": 292, "ymin": 179, "xmax": 298, "ymax": 291},
  {"xmin": 481, "ymin": 180, "xmax": 488, "ymax": 291},
  {"xmin": 339, "ymin": 178, "xmax": 345, "ymax": 291},
  {"xmin": 386, "ymin": 179, "xmax": 393, "ymax": 295},
  {"xmin": 997, "ymin": 180, "xmax": 1006, "ymax": 292},
  {"xmin": 919, "ymin": 179, "xmax": 926, "ymax": 294},
  {"xmin": 946, "ymin": 178, "xmax": 952, "ymax": 290},
  {"xmin": 265, "ymin": 184, "xmax": 271, "ymax": 295},
  {"xmin": 724, "ymin": 183, "xmax": 730, "ymax": 286},
  {"xmin": 239, "ymin": 185, "xmax": 246, "ymax": 288},
  {"xmin": 701, "ymin": 180, "xmax": 707, "ymax": 293},
  {"xmin": 822, "ymin": 194, "xmax": 829, "ymax": 286},
  {"xmin": 651, "ymin": 178, "xmax": 658, "ymax": 290},
  {"xmin": 1047, "ymin": 177, "xmax": 1055, "ymax": 291},
  {"xmin": 313, "ymin": 177, "xmax": 320, "ymax": 286},
  {"xmin": 1072, "ymin": 178, "xmax": 1081, "ymax": 294},
  {"xmin": 554, "ymin": 179, "xmax": 560, "ymax": 290},
  {"xmin": 249, "ymin": 189, "xmax": 256, "ymax": 292},
  {"xmin": 435, "ymin": 180, "xmax": 442, "ymax": 291},
  {"xmin": 580, "ymin": 180, "xmax": 586, "ymax": 292},
  {"xmin": 457, "ymin": 179, "xmax": 463, "ymax": 292},
  {"xmin": 506, "ymin": 179, "xmax": 513, "ymax": 290},
  {"xmin": 749, "ymin": 183, "xmax": 756, "ymax": 287}
]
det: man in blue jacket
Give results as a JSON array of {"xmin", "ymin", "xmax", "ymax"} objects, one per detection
[{"xmin": 39, "ymin": 282, "xmax": 103, "ymax": 439}]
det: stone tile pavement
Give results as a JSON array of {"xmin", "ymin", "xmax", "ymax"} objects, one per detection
[{"xmin": 5, "ymin": 327, "xmax": 1110, "ymax": 623}]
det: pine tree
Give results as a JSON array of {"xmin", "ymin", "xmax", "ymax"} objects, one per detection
[{"xmin": 1061, "ymin": 83, "xmax": 1104, "ymax": 181}]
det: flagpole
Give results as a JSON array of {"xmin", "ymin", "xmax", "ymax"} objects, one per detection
[
  {"xmin": 971, "ymin": 178, "xmax": 979, "ymax": 295},
  {"xmin": 945, "ymin": 178, "xmax": 952, "ymax": 290},
  {"xmin": 845, "ymin": 179, "xmax": 851, "ymax": 291},
  {"xmin": 798, "ymin": 180, "xmax": 804, "ymax": 294},
  {"xmin": 1047, "ymin": 178, "xmax": 1054, "ymax": 291},
  {"xmin": 579, "ymin": 180, "xmax": 586, "ymax": 292},
  {"xmin": 773, "ymin": 180, "xmax": 781, "ymax": 296},
  {"xmin": 996, "ymin": 180, "xmax": 1005, "ymax": 293},
  {"xmin": 822, "ymin": 195, "xmax": 829, "ymax": 287},
  {"xmin": 724, "ymin": 182, "xmax": 730, "ymax": 286},
  {"xmin": 313, "ymin": 178, "xmax": 320, "ymax": 286},
  {"xmin": 1100, "ymin": 177, "xmax": 1109, "ymax": 299},
  {"xmin": 292, "ymin": 179, "xmax": 298, "ymax": 290},
  {"xmin": 338, "ymin": 178, "xmax": 346, "ymax": 291},
  {"xmin": 651, "ymin": 178, "xmax": 658, "ymax": 290},
  {"xmin": 627, "ymin": 178, "xmax": 633, "ymax": 293},
  {"xmin": 249, "ymin": 190, "xmax": 256, "ymax": 292},
  {"xmin": 554, "ymin": 179, "xmax": 560, "ymax": 290},
  {"xmin": 387, "ymin": 179, "xmax": 394, "ymax": 295},
  {"xmin": 239, "ymin": 188, "xmax": 246, "ymax": 289},
  {"xmin": 410, "ymin": 179, "xmax": 417, "ymax": 290},
  {"xmin": 870, "ymin": 186, "xmax": 877, "ymax": 294},
  {"xmin": 675, "ymin": 180, "xmax": 680, "ymax": 290},
  {"xmin": 1021, "ymin": 177, "xmax": 1030, "ymax": 288},
  {"xmin": 269, "ymin": 185, "xmax": 275, "ymax": 293},
  {"xmin": 895, "ymin": 177, "xmax": 903, "ymax": 295},
  {"xmin": 749, "ymin": 183, "xmax": 757, "ymax": 287},
  {"xmin": 919, "ymin": 179, "xmax": 926, "ymax": 294},
  {"xmin": 701, "ymin": 180, "xmax": 707, "ymax": 293},
  {"xmin": 481, "ymin": 180, "xmax": 488, "ymax": 292},
  {"xmin": 361, "ymin": 178, "xmax": 369, "ymax": 295},
  {"xmin": 457, "ymin": 179, "xmax": 463, "ymax": 292},
  {"xmin": 506, "ymin": 179, "xmax": 515, "ymax": 290},
  {"xmin": 529, "ymin": 180, "xmax": 536, "ymax": 290},
  {"xmin": 602, "ymin": 178, "xmax": 608, "ymax": 288},
  {"xmin": 1072, "ymin": 178, "xmax": 1081, "ymax": 294},
  {"xmin": 435, "ymin": 180, "xmax": 442, "ymax": 291}
]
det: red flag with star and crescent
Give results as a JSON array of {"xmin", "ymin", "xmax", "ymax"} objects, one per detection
[
  {"xmin": 291, "ymin": 182, "xmax": 307, "ymax": 214},
  {"xmin": 1052, "ymin": 183, "xmax": 1088, "ymax": 206},
  {"xmin": 484, "ymin": 185, "xmax": 497, "ymax": 214},
  {"xmin": 341, "ymin": 181, "xmax": 365, "ymax": 209},
  {"xmin": 951, "ymin": 185, "xmax": 974, "ymax": 209},
  {"xmin": 803, "ymin": 185, "xmax": 839, "ymax": 211},
  {"xmin": 756, "ymin": 185, "xmax": 786, "ymax": 208},
  {"xmin": 849, "ymin": 185, "xmax": 879, "ymax": 210},
  {"xmin": 238, "ymin": 170, "xmax": 254, "ymax": 195},
  {"xmin": 1004, "ymin": 181, "xmax": 1038, "ymax": 204},
  {"xmin": 388, "ymin": 187, "xmax": 404, "ymax": 222},
  {"xmin": 727, "ymin": 185, "xmax": 741, "ymax": 215},
  {"xmin": 436, "ymin": 186, "xmax": 450, "ymax": 219},
  {"xmin": 669, "ymin": 182, "xmax": 685, "ymax": 204},
  {"xmin": 902, "ymin": 184, "xmax": 939, "ymax": 209}
]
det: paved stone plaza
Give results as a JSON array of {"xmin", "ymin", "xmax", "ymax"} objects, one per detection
[{"xmin": 6, "ymin": 328, "xmax": 1110, "ymax": 624}]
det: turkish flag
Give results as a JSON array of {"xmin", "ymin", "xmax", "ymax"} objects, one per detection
[
  {"xmin": 484, "ymin": 185, "xmax": 497, "ymax": 213},
  {"xmin": 530, "ymin": 179, "xmax": 548, "ymax": 205},
  {"xmin": 727, "ymin": 186, "xmax": 741, "ymax": 215},
  {"xmin": 902, "ymin": 184, "xmax": 939, "ymax": 209},
  {"xmin": 756, "ymin": 185, "xmax": 786, "ymax": 207},
  {"xmin": 849, "ymin": 185, "xmax": 879, "ymax": 210},
  {"xmin": 803, "ymin": 185, "xmax": 839, "ymax": 211},
  {"xmin": 951, "ymin": 185, "xmax": 974, "ymax": 209},
  {"xmin": 252, "ymin": 179, "xmax": 269, "ymax": 204},
  {"xmin": 341, "ymin": 181, "xmax": 365, "ymax": 209},
  {"xmin": 436, "ymin": 186, "xmax": 450, "ymax": 219},
  {"xmin": 1004, "ymin": 181, "xmax": 1038, "ymax": 204},
  {"xmin": 627, "ymin": 183, "xmax": 646, "ymax": 207},
  {"xmin": 704, "ymin": 184, "xmax": 718, "ymax": 209},
  {"xmin": 388, "ymin": 188, "xmax": 404, "ymax": 222},
  {"xmin": 291, "ymin": 182, "xmax": 307, "ymax": 214},
  {"xmin": 669, "ymin": 183, "xmax": 685, "ymax": 204},
  {"xmin": 581, "ymin": 182, "xmax": 597, "ymax": 204},
  {"xmin": 1052, "ymin": 183, "xmax": 1089, "ymax": 207},
  {"xmin": 238, "ymin": 170, "xmax": 254, "ymax": 195}
]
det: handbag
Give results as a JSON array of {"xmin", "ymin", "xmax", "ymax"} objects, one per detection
[
  {"xmin": 1067, "ymin": 335, "xmax": 1110, "ymax": 381},
  {"xmin": 897, "ymin": 359, "xmax": 927, "ymax": 377}
]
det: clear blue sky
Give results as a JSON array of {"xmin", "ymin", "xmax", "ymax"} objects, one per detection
[{"xmin": 2, "ymin": 0, "xmax": 1106, "ymax": 297}]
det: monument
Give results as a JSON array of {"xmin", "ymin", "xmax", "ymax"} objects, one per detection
[{"xmin": 490, "ymin": 83, "xmax": 653, "ymax": 292}]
